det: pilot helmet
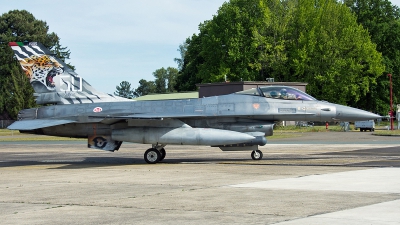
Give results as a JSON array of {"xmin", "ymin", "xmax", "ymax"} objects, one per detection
[{"xmin": 280, "ymin": 88, "xmax": 287, "ymax": 96}]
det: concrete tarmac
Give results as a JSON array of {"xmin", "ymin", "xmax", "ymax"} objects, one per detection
[{"xmin": 0, "ymin": 131, "xmax": 400, "ymax": 224}]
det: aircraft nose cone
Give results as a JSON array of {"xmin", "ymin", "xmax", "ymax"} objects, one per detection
[{"xmin": 335, "ymin": 105, "xmax": 381, "ymax": 121}]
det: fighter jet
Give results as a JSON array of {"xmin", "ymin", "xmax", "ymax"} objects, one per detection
[{"xmin": 7, "ymin": 42, "xmax": 381, "ymax": 163}]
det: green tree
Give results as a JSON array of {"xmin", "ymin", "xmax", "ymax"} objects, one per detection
[
  {"xmin": 345, "ymin": 0, "xmax": 400, "ymax": 114},
  {"xmin": 153, "ymin": 68, "xmax": 167, "ymax": 93},
  {"xmin": 153, "ymin": 67, "xmax": 179, "ymax": 93},
  {"xmin": 114, "ymin": 81, "xmax": 136, "ymax": 99},
  {"xmin": 0, "ymin": 10, "xmax": 73, "ymax": 119},
  {"xmin": 177, "ymin": 0, "xmax": 289, "ymax": 88},
  {"xmin": 175, "ymin": 36, "xmax": 204, "ymax": 92},
  {"xmin": 255, "ymin": 0, "xmax": 294, "ymax": 81},
  {"xmin": 166, "ymin": 67, "xmax": 179, "ymax": 93},
  {"xmin": 288, "ymin": 0, "xmax": 384, "ymax": 105},
  {"xmin": 174, "ymin": 42, "xmax": 188, "ymax": 71},
  {"xmin": 135, "ymin": 79, "xmax": 156, "ymax": 96},
  {"xmin": 197, "ymin": 0, "xmax": 267, "ymax": 82}
]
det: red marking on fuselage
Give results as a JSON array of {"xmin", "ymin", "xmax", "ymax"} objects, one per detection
[
  {"xmin": 93, "ymin": 107, "xmax": 102, "ymax": 113},
  {"xmin": 253, "ymin": 103, "xmax": 260, "ymax": 110}
]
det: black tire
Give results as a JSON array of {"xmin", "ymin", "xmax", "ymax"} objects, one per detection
[
  {"xmin": 159, "ymin": 148, "xmax": 166, "ymax": 161},
  {"xmin": 251, "ymin": 150, "xmax": 263, "ymax": 160},
  {"xmin": 144, "ymin": 148, "xmax": 161, "ymax": 164}
]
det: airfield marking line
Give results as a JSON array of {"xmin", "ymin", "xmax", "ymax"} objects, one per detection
[
  {"xmin": 273, "ymin": 199, "xmax": 400, "ymax": 225},
  {"xmin": 229, "ymin": 167, "xmax": 400, "ymax": 193}
]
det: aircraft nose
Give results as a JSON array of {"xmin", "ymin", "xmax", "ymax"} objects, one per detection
[{"xmin": 335, "ymin": 105, "xmax": 381, "ymax": 121}]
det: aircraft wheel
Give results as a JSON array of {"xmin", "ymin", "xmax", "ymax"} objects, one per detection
[
  {"xmin": 251, "ymin": 150, "xmax": 263, "ymax": 160},
  {"xmin": 144, "ymin": 148, "xmax": 161, "ymax": 164},
  {"xmin": 159, "ymin": 148, "xmax": 166, "ymax": 161}
]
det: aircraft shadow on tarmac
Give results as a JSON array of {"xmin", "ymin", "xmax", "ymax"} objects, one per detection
[
  {"xmin": 0, "ymin": 156, "xmax": 253, "ymax": 169},
  {"xmin": 55, "ymin": 156, "xmax": 284, "ymax": 169},
  {"xmin": 0, "ymin": 145, "xmax": 399, "ymax": 169},
  {"xmin": 318, "ymin": 146, "xmax": 400, "ymax": 156},
  {"xmin": 0, "ymin": 155, "xmax": 342, "ymax": 169}
]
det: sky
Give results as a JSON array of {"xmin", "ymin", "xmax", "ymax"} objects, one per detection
[
  {"xmin": 3, "ymin": 0, "xmax": 227, "ymax": 94},
  {"xmin": 3, "ymin": 0, "xmax": 400, "ymax": 94}
]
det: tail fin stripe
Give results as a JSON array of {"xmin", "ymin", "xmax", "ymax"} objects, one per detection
[
  {"xmin": 9, "ymin": 42, "xmax": 46, "ymax": 55},
  {"xmin": 8, "ymin": 42, "xmax": 21, "ymax": 46},
  {"xmin": 11, "ymin": 47, "xmax": 30, "ymax": 60},
  {"xmin": 30, "ymin": 45, "xmax": 46, "ymax": 55},
  {"xmin": 86, "ymin": 97, "xmax": 95, "ymax": 103},
  {"xmin": 16, "ymin": 46, "xmax": 41, "ymax": 57},
  {"xmin": 23, "ymin": 46, "xmax": 43, "ymax": 56},
  {"xmin": 11, "ymin": 45, "xmax": 44, "ymax": 59}
]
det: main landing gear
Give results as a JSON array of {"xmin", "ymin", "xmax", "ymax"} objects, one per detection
[
  {"xmin": 143, "ymin": 145, "xmax": 264, "ymax": 163},
  {"xmin": 251, "ymin": 150, "xmax": 263, "ymax": 160},
  {"xmin": 144, "ymin": 145, "xmax": 166, "ymax": 164}
]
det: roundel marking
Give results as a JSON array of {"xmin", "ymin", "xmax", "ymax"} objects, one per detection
[{"xmin": 93, "ymin": 107, "xmax": 103, "ymax": 113}]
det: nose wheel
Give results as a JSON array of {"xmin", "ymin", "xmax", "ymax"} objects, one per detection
[{"xmin": 251, "ymin": 150, "xmax": 263, "ymax": 160}]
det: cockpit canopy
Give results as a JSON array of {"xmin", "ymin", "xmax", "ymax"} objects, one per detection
[{"xmin": 235, "ymin": 86, "xmax": 316, "ymax": 101}]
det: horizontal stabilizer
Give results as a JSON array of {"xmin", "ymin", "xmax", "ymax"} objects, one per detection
[{"xmin": 8, "ymin": 119, "xmax": 76, "ymax": 130}]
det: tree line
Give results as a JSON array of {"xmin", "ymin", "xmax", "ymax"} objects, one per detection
[{"xmin": 114, "ymin": 67, "xmax": 178, "ymax": 99}]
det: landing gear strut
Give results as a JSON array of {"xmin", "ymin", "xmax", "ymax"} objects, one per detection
[
  {"xmin": 159, "ymin": 148, "xmax": 166, "ymax": 161},
  {"xmin": 251, "ymin": 150, "xmax": 263, "ymax": 160}
]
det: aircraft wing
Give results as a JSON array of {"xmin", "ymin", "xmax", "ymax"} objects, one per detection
[
  {"xmin": 8, "ymin": 119, "xmax": 76, "ymax": 130},
  {"xmin": 89, "ymin": 112, "xmax": 316, "ymax": 120},
  {"xmin": 89, "ymin": 113, "xmax": 204, "ymax": 120}
]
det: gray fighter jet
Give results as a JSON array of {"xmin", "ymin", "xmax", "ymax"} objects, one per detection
[{"xmin": 7, "ymin": 42, "xmax": 381, "ymax": 163}]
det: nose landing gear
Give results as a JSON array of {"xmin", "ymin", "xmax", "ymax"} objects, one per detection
[{"xmin": 251, "ymin": 150, "xmax": 263, "ymax": 160}]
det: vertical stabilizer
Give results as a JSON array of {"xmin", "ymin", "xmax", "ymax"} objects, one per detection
[{"xmin": 9, "ymin": 42, "xmax": 130, "ymax": 104}]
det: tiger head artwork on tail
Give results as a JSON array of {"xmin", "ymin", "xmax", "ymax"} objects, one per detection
[
  {"xmin": 9, "ymin": 42, "xmax": 130, "ymax": 105},
  {"xmin": 19, "ymin": 54, "xmax": 63, "ymax": 91}
]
